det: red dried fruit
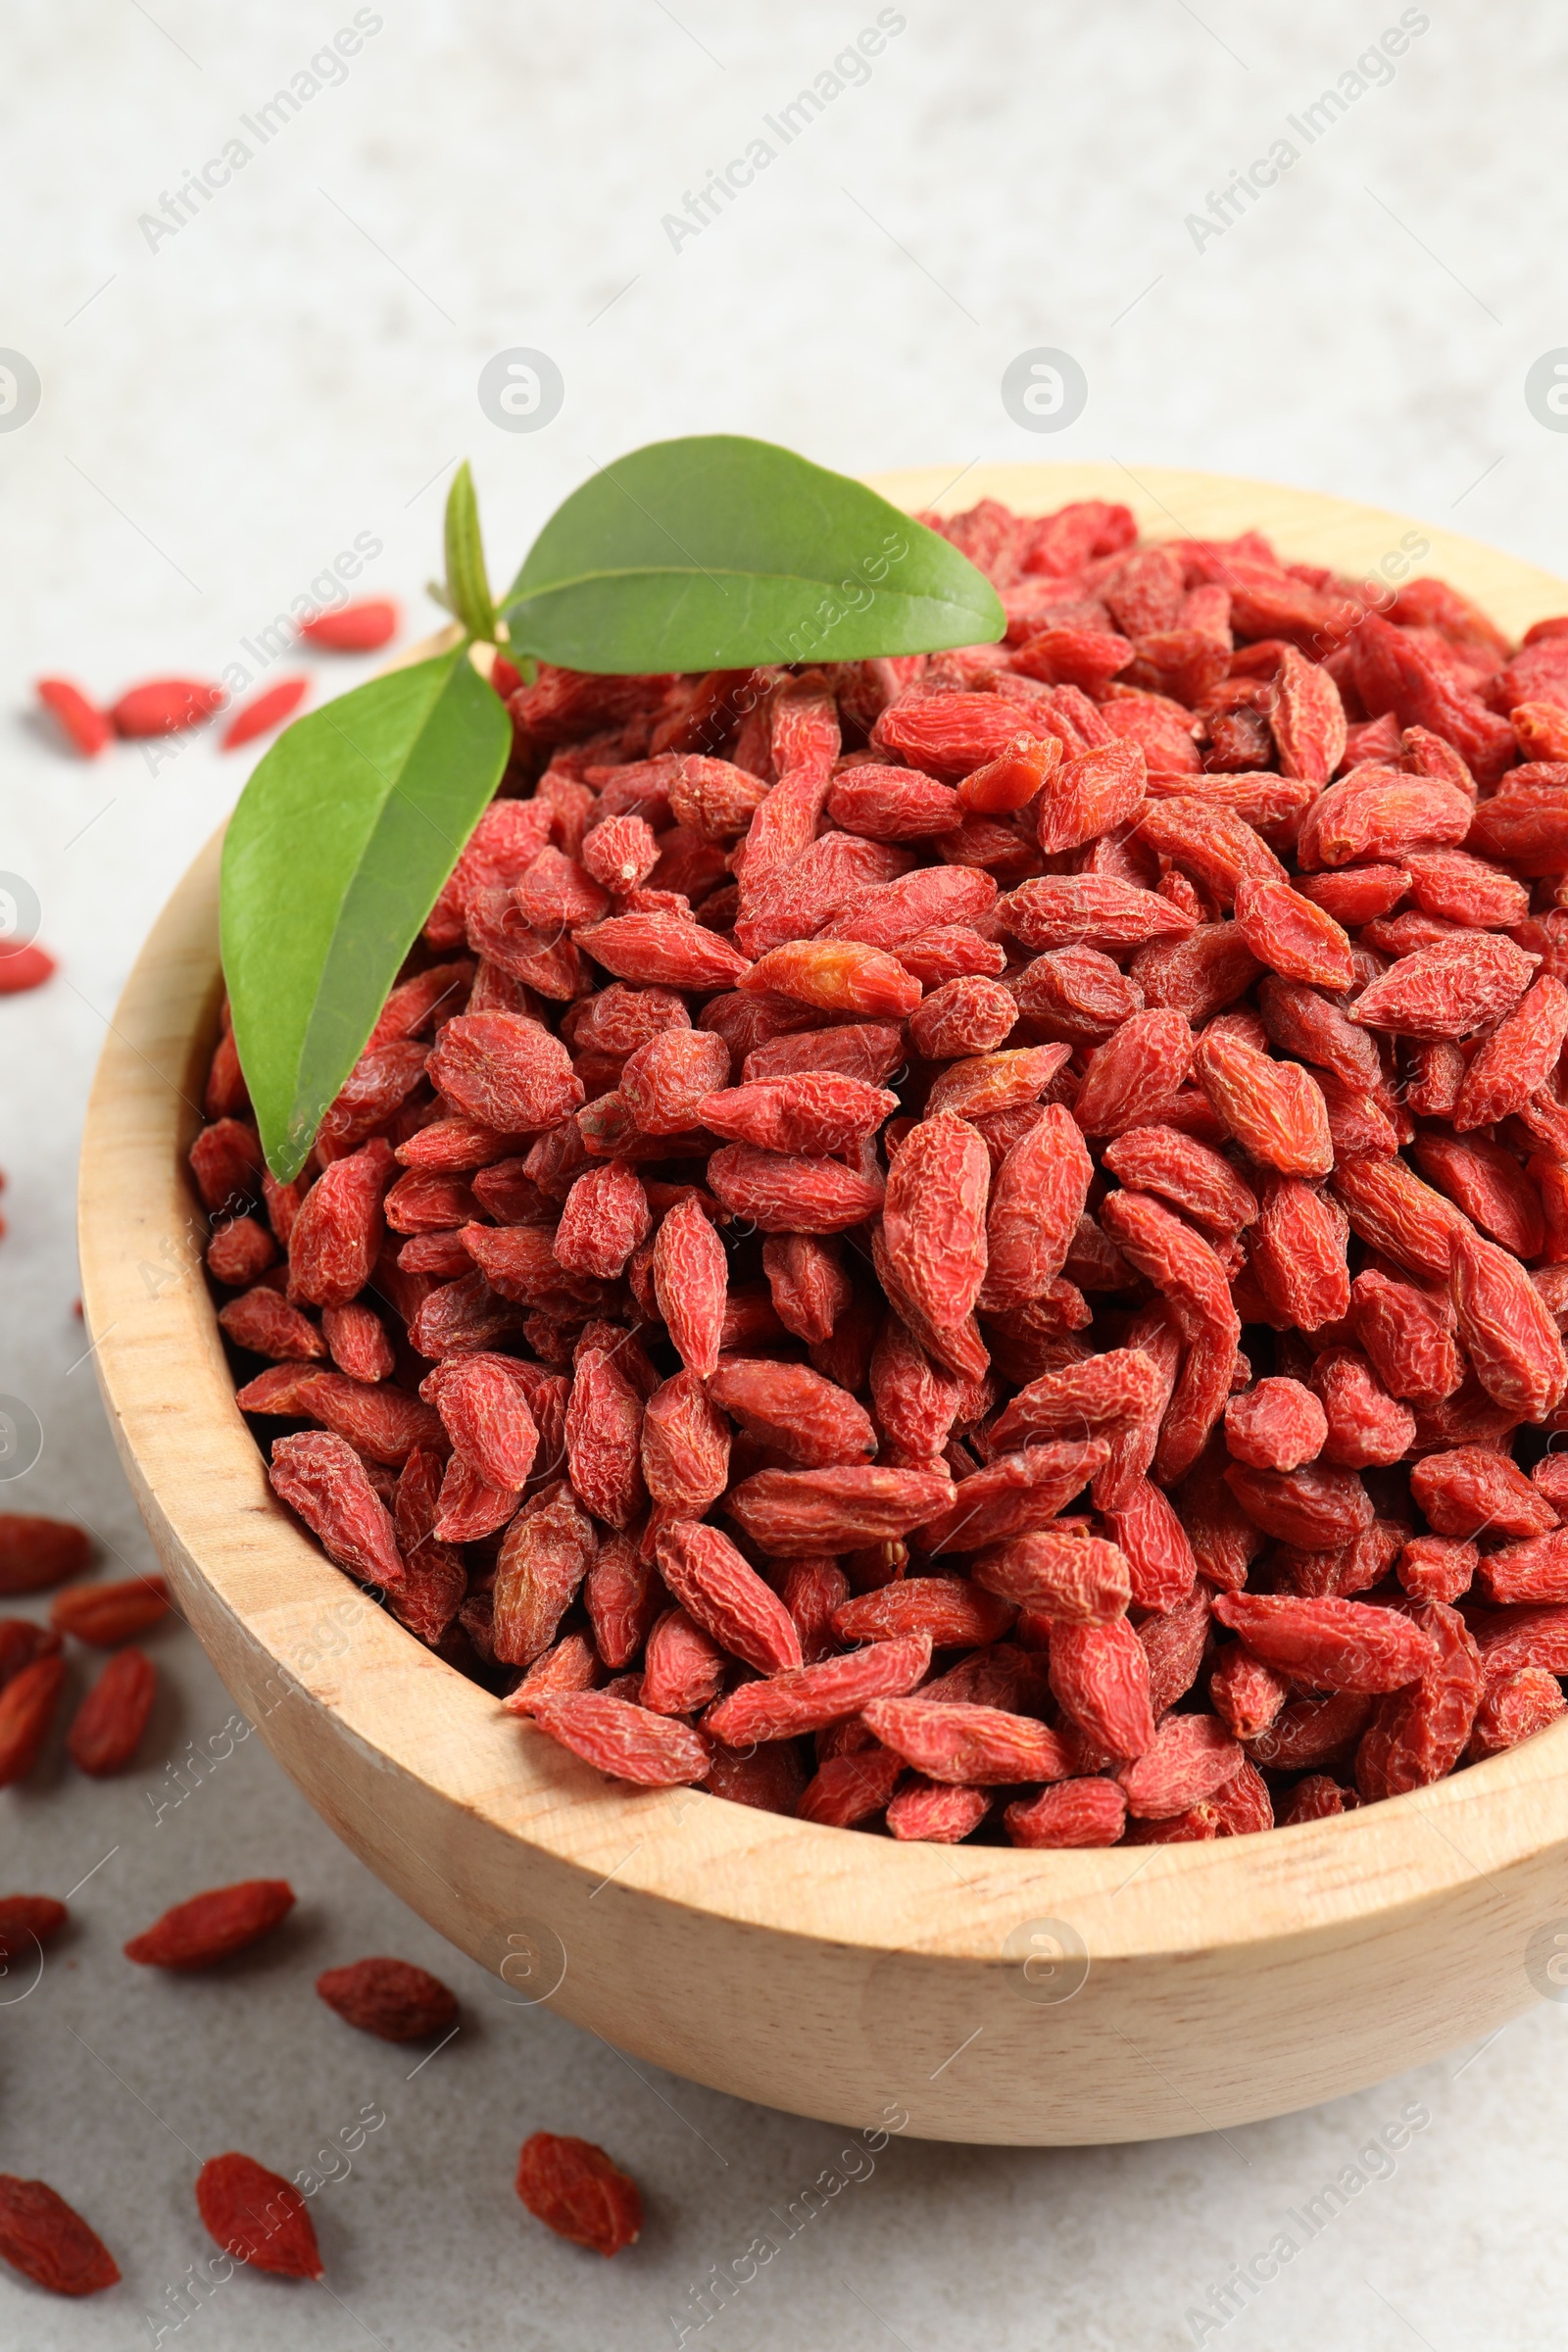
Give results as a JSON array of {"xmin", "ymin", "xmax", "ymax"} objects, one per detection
[
  {"xmin": 428, "ymin": 1011, "xmax": 583, "ymax": 1133},
  {"xmin": 124, "ymin": 1879, "xmax": 295, "ymax": 1968},
  {"xmin": 1004, "ymin": 1777, "xmax": 1127, "ymax": 1847},
  {"xmin": 652, "ymin": 1195, "xmax": 727, "ymax": 1375},
  {"xmin": 834, "ymin": 1576, "xmax": 1015, "ymax": 1647},
  {"xmin": 0, "ymin": 1513, "xmax": 90, "ymax": 1595},
  {"xmin": 705, "ymin": 1632, "xmax": 932, "ymax": 1744},
  {"xmin": 0, "ymin": 1892, "xmax": 68, "ymax": 1963},
  {"xmin": 189, "ymin": 1117, "xmax": 263, "ymax": 1213},
  {"xmin": 315, "ymin": 1956, "xmax": 458, "ymax": 2040},
  {"xmin": 221, "ymin": 676, "xmax": 309, "ymax": 749},
  {"xmin": 220, "ymin": 1286, "xmax": 326, "ymax": 1360},
  {"xmin": 1349, "ymin": 932, "xmax": 1539, "ymax": 1041},
  {"xmin": 269, "ymin": 1435, "xmax": 404, "ymax": 1588},
  {"xmin": 640, "ymin": 1607, "xmax": 725, "ymax": 1714},
  {"xmin": 728, "ymin": 1464, "xmax": 956, "ymax": 1556},
  {"xmin": 1331, "ymin": 1154, "xmax": 1464, "ymax": 1283},
  {"xmin": 36, "ymin": 676, "xmax": 112, "ymax": 758},
  {"xmin": 1270, "ymin": 642, "xmax": 1347, "ymax": 781},
  {"xmin": 1413, "ymin": 1134, "xmax": 1544, "ymax": 1258},
  {"xmin": 531, "ymin": 1691, "xmax": 710, "ymax": 1785},
  {"xmin": 299, "ymin": 597, "xmax": 398, "ymax": 650},
  {"xmin": 1414, "ymin": 1445, "xmax": 1556, "ymax": 1540},
  {"xmin": 998, "ymin": 874, "xmax": 1196, "ymax": 952},
  {"xmin": 110, "ymin": 677, "xmax": 222, "ymax": 736},
  {"xmin": 1048, "ymin": 1617, "xmax": 1156, "ymax": 1757},
  {"xmin": 0, "ymin": 1655, "xmax": 66, "ymax": 1786},
  {"xmin": 49, "ymin": 1574, "xmax": 171, "ymax": 1645},
  {"xmin": 1449, "ymin": 1226, "xmax": 1568, "ymax": 1418},
  {"xmin": 1308, "ymin": 1349, "xmax": 1416, "ymax": 1470},
  {"xmin": 1213, "ymin": 1592, "xmax": 1436, "ymax": 1692},
  {"xmin": 1117, "ymin": 1712, "xmax": 1242, "ymax": 1817},
  {"xmin": 922, "ymin": 1441, "xmax": 1105, "ymax": 1552},
  {"xmin": 798, "ymin": 1745, "xmax": 905, "ymax": 1827},
  {"xmin": 760, "ymin": 1233, "xmax": 852, "ymax": 1346},
  {"xmin": 67, "ymin": 1647, "xmax": 155, "ymax": 1776},
  {"xmin": 492, "ymin": 1485, "xmax": 597, "ymax": 1665},
  {"xmin": 1224, "ymin": 1379, "xmax": 1327, "ymax": 1473},
  {"xmin": 973, "ymin": 1530, "xmax": 1130, "ymax": 1623},
  {"xmin": 862, "ymin": 1695, "xmax": 1071, "ymax": 1785},
  {"xmin": 583, "ymin": 1531, "xmax": 661, "ymax": 1670},
  {"xmin": 1223, "ymin": 1460, "xmax": 1373, "ymax": 1550},
  {"xmin": 0, "ymin": 2176, "xmax": 120, "ymax": 2296},
  {"xmin": 885, "ymin": 1777, "xmax": 992, "ymax": 1843},
  {"xmin": 514, "ymin": 2132, "xmax": 644, "ymax": 2258},
  {"xmin": 701, "ymin": 1071, "xmax": 895, "ymax": 1156},
  {"xmin": 1468, "ymin": 1665, "xmax": 1567, "ymax": 1759},
  {"xmin": 577, "ymin": 910, "xmax": 752, "ymax": 991},
  {"xmin": 1356, "ymin": 1599, "xmax": 1482, "ymax": 1799},
  {"xmin": 1072, "ymin": 1009, "xmax": 1195, "ymax": 1137},
  {"xmin": 1398, "ymin": 1534, "xmax": 1477, "ymax": 1604},
  {"xmin": 0, "ymin": 939, "xmax": 56, "ymax": 994},
  {"xmin": 564, "ymin": 1349, "xmax": 646, "ymax": 1528},
  {"xmin": 195, "ymin": 2151, "xmax": 323, "ymax": 2277},
  {"xmin": 882, "ymin": 1110, "xmax": 991, "ymax": 1332},
  {"xmin": 1193, "ymin": 1030, "xmax": 1333, "ymax": 1176},
  {"xmin": 655, "ymin": 1519, "xmax": 802, "ymax": 1673},
  {"xmin": 210, "ymin": 503, "xmax": 1568, "ymax": 1841},
  {"xmin": 208, "ymin": 1213, "xmax": 277, "ymax": 1288},
  {"xmin": 620, "ymin": 1027, "xmax": 731, "ymax": 1134},
  {"xmin": 707, "ymin": 1356, "xmax": 875, "ymax": 1470},
  {"xmin": 1349, "ymin": 1268, "xmax": 1463, "ymax": 1402}
]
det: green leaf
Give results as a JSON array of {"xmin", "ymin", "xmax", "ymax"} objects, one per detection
[
  {"xmin": 502, "ymin": 434, "xmax": 1004, "ymax": 674},
  {"xmin": 221, "ymin": 646, "xmax": 512, "ymax": 1181},
  {"xmin": 443, "ymin": 460, "xmax": 496, "ymax": 642}
]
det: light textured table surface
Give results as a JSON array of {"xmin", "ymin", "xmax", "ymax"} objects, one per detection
[{"xmin": 5, "ymin": 4, "xmax": 1568, "ymax": 2345}]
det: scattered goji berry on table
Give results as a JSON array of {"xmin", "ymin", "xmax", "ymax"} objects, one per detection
[
  {"xmin": 195, "ymin": 2152, "xmax": 323, "ymax": 2278},
  {"xmin": 66, "ymin": 1647, "xmax": 157, "ymax": 1776},
  {"xmin": 35, "ymin": 677, "xmax": 111, "ymax": 757},
  {"xmin": 315, "ymin": 1956, "xmax": 458, "ymax": 2041},
  {"xmin": 123, "ymin": 1879, "xmax": 295, "ymax": 1968},
  {"xmin": 0, "ymin": 1512, "xmax": 90, "ymax": 1595},
  {"xmin": 0, "ymin": 942, "xmax": 57, "ymax": 995},
  {"xmin": 109, "ymin": 678, "xmax": 223, "ymax": 736},
  {"xmin": 0, "ymin": 1655, "xmax": 66, "ymax": 1786},
  {"xmin": 221, "ymin": 676, "xmax": 309, "ymax": 749},
  {"xmin": 0, "ymin": 2175, "xmax": 120, "ymax": 2296},
  {"xmin": 298, "ymin": 599, "xmax": 399, "ymax": 651},
  {"xmin": 514, "ymin": 2132, "xmax": 643, "ymax": 2256},
  {"xmin": 48, "ymin": 1575, "xmax": 170, "ymax": 1646}
]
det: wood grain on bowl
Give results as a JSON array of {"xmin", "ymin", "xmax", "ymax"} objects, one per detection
[{"xmin": 77, "ymin": 466, "xmax": 1568, "ymax": 2145}]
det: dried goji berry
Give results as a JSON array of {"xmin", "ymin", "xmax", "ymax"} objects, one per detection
[
  {"xmin": 67, "ymin": 1647, "xmax": 156, "ymax": 1777},
  {"xmin": 221, "ymin": 676, "xmax": 308, "ymax": 749},
  {"xmin": 49, "ymin": 1574, "xmax": 171, "ymax": 1646},
  {"xmin": 0, "ymin": 1512, "xmax": 90, "ymax": 1595},
  {"xmin": 110, "ymin": 677, "xmax": 222, "ymax": 736},
  {"xmin": 0, "ymin": 1655, "xmax": 66, "ymax": 1787},
  {"xmin": 514, "ymin": 2132, "xmax": 644, "ymax": 2257},
  {"xmin": 315, "ymin": 1955, "xmax": 457, "ymax": 2041},
  {"xmin": 36, "ymin": 677, "xmax": 112, "ymax": 758},
  {"xmin": 124, "ymin": 1879, "xmax": 295, "ymax": 1968},
  {"xmin": 298, "ymin": 597, "xmax": 398, "ymax": 650},
  {"xmin": 195, "ymin": 2151, "xmax": 323, "ymax": 2276},
  {"xmin": 0, "ymin": 2176, "xmax": 120, "ymax": 2296}
]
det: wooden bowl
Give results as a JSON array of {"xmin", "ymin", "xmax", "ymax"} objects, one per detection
[{"xmin": 78, "ymin": 466, "xmax": 1568, "ymax": 2146}]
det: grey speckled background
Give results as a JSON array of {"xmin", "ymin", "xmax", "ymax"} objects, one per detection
[{"xmin": 5, "ymin": 4, "xmax": 1568, "ymax": 2346}]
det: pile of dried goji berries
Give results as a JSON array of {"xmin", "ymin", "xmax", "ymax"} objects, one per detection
[{"xmin": 189, "ymin": 495, "xmax": 1568, "ymax": 1845}]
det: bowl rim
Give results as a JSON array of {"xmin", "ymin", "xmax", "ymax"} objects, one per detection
[{"xmin": 75, "ymin": 460, "xmax": 1568, "ymax": 1976}]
